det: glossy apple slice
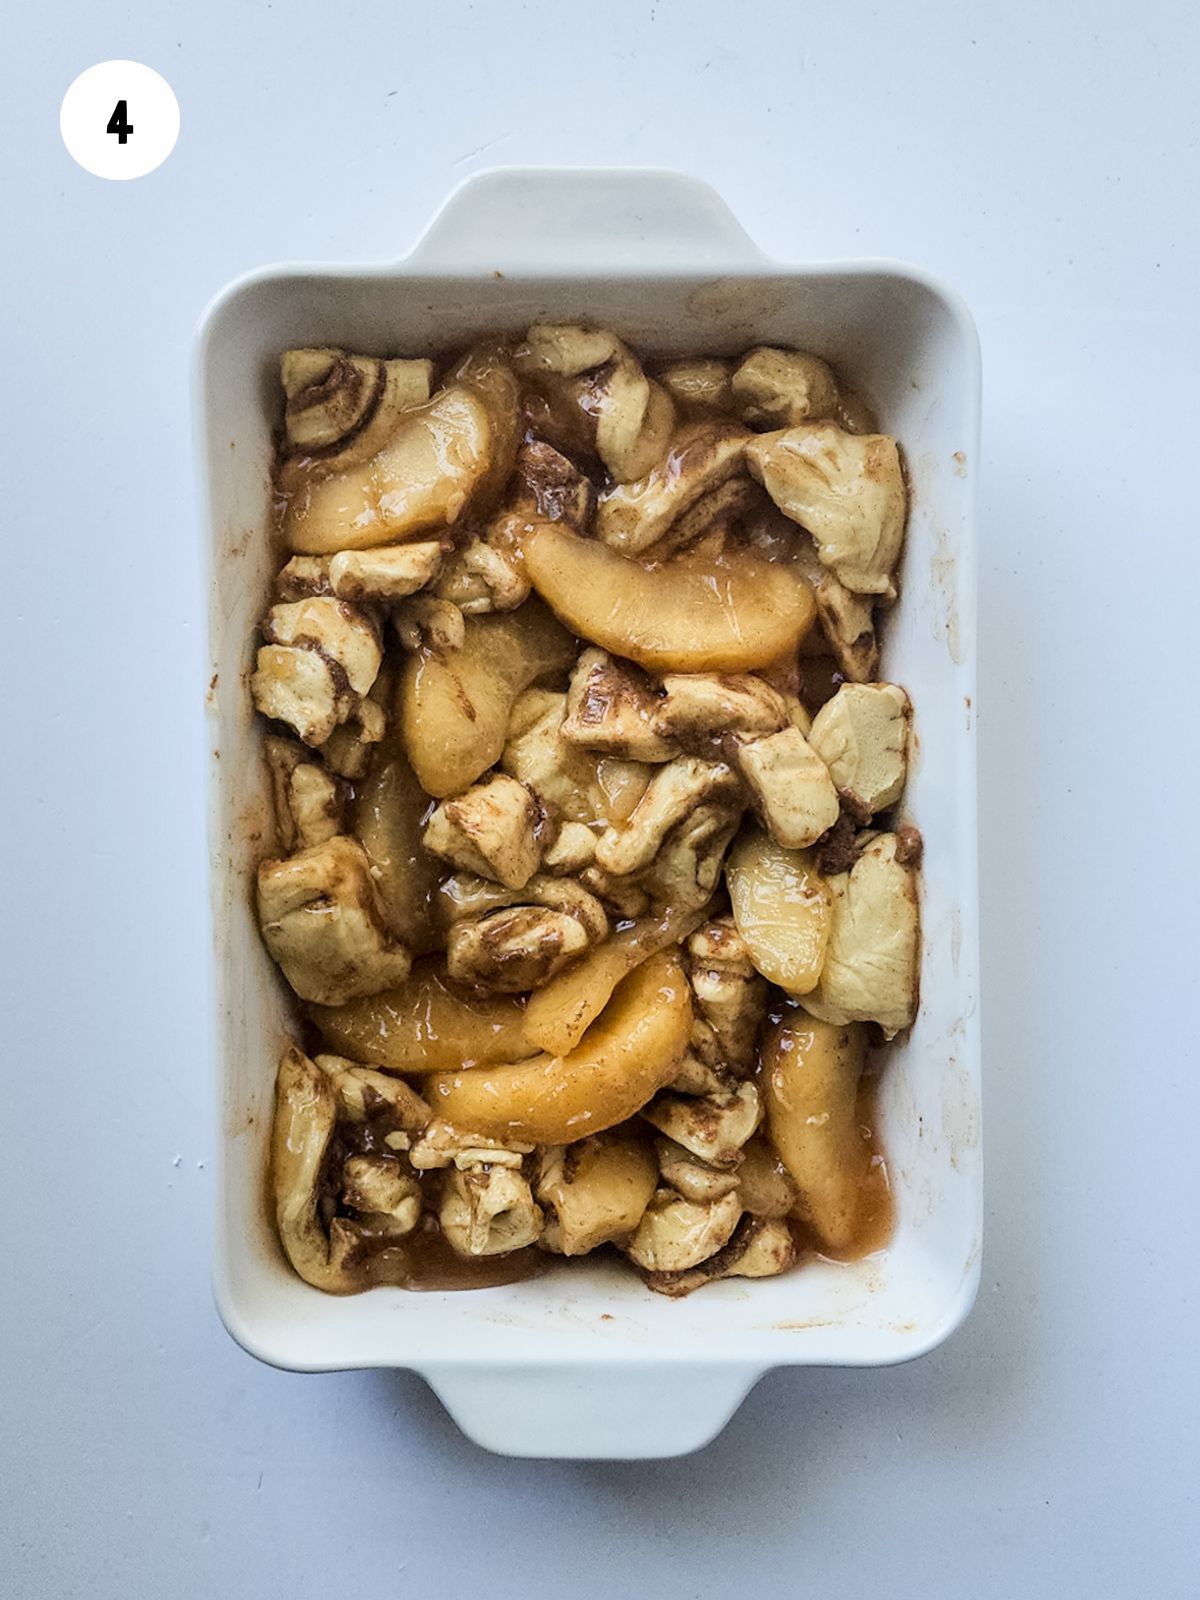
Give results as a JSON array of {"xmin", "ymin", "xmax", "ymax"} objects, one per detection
[
  {"xmin": 308, "ymin": 959, "xmax": 538, "ymax": 1072},
  {"xmin": 726, "ymin": 829, "xmax": 832, "ymax": 994},
  {"xmin": 522, "ymin": 523, "xmax": 816, "ymax": 672},
  {"xmin": 444, "ymin": 339, "xmax": 522, "ymax": 515},
  {"xmin": 523, "ymin": 901, "xmax": 709, "ymax": 1056},
  {"xmin": 284, "ymin": 385, "xmax": 493, "ymax": 554},
  {"xmin": 761, "ymin": 1013, "xmax": 868, "ymax": 1251},
  {"xmin": 398, "ymin": 596, "xmax": 576, "ymax": 797},
  {"xmin": 425, "ymin": 951, "xmax": 691, "ymax": 1144},
  {"xmin": 351, "ymin": 749, "xmax": 442, "ymax": 954}
]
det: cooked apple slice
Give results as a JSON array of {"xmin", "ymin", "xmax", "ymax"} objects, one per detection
[
  {"xmin": 762, "ymin": 1013, "xmax": 869, "ymax": 1253},
  {"xmin": 351, "ymin": 750, "xmax": 442, "ymax": 954},
  {"xmin": 425, "ymin": 951, "xmax": 691, "ymax": 1144},
  {"xmin": 523, "ymin": 524, "xmax": 816, "ymax": 672},
  {"xmin": 445, "ymin": 339, "xmax": 522, "ymax": 514},
  {"xmin": 284, "ymin": 385, "xmax": 493, "ymax": 554},
  {"xmin": 726, "ymin": 828, "xmax": 832, "ymax": 995},
  {"xmin": 524, "ymin": 901, "xmax": 709, "ymax": 1056},
  {"xmin": 308, "ymin": 959, "xmax": 538, "ymax": 1072},
  {"xmin": 399, "ymin": 596, "xmax": 576, "ymax": 797}
]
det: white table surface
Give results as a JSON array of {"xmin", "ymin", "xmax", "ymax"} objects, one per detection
[{"xmin": 5, "ymin": 1, "xmax": 1198, "ymax": 1594}]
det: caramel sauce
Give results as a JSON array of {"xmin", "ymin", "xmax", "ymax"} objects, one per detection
[
  {"xmin": 521, "ymin": 377, "xmax": 601, "ymax": 461},
  {"xmin": 302, "ymin": 1109, "xmax": 551, "ymax": 1292},
  {"xmin": 352, "ymin": 1215, "xmax": 548, "ymax": 1292},
  {"xmin": 740, "ymin": 505, "xmax": 800, "ymax": 566},
  {"xmin": 800, "ymin": 654, "xmax": 845, "ymax": 711}
]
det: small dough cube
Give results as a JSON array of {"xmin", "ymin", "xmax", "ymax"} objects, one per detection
[
  {"xmin": 264, "ymin": 735, "xmax": 343, "ymax": 851},
  {"xmin": 328, "ymin": 541, "xmax": 444, "ymax": 602},
  {"xmin": 654, "ymin": 672, "xmax": 788, "ymax": 740},
  {"xmin": 736, "ymin": 725, "xmax": 840, "ymax": 848},
  {"xmin": 423, "ymin": 774, "xmax": 544, "ymax": 890},
  {"xmin": 543, "ymin": 821, "xmax": 598, "ymax": 875},
  {"xmin": 562, "ymin": 648, "xmax": 678, "ymax": 762},
  {"xmin": 262, "ymin": 597, "xmax": 382, "ymax": 695},
  {"xmin": 275, "ymin": 555, "xmax": 333, "ymax": 599},
  {"xmin": 257, "ymin": 835, "xmax": 411, "ymax": 1005},
  {"xmin": 808, "ymin": 682, "xmax": 910, "ymax": 816},
  {"xmin": 731, "ymin": 347, "xmax": 839, "ymax": 427},
  {"xmin": 251, "ymin": 644, "xmax": 348, "ymax": 746}
]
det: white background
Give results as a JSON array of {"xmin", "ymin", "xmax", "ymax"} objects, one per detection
[{"xmin": 4, "ymin": 2, "xmax": 1198, "ymax": 1595}]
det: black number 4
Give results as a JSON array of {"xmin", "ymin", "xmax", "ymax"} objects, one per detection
[{"xmin": 106, "ymin": 100, "xmax": 133, "ymax": 144}]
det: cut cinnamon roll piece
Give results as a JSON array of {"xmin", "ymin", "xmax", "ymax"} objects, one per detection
[{"xmin": 279, "ymin": 346, "xmax": 434, "ymax": 467}]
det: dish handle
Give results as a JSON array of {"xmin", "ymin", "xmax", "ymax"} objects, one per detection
[
  {"xmin": 423, "ymin": 1361, "xmax": 762, "ymax": 1460},
  {"xmin": 406, "ymin": 167, "xmax": 767, "ymax": 273}
]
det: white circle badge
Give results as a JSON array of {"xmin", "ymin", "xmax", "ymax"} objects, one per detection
[{"xmin": 60, "ymin": 61, "xmax": 179, "ymax": 180}]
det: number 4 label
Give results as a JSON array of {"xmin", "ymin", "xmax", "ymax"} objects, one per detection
[
  {"xmin": 107, "ymin": 100, "xmax": 133, "ymax": 144},
  {"xmin": 60, "ymin": 61, "xmax": 178, "ymax": 180}
]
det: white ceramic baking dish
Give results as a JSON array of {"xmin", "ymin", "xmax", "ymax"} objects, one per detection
[{"xmin": 194, "ymin": 168, "xmax": 981, "ymax": 1460}]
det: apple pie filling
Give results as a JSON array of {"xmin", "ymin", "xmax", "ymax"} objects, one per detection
[{"xmin": 252, "ymin": 327, "xmax": 918, "ymax": 1295}]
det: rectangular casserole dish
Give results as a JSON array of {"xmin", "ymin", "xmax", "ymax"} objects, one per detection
[{"xmin": 194, "ymin": 168, "xmax": 981, "ymax": 1460}]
